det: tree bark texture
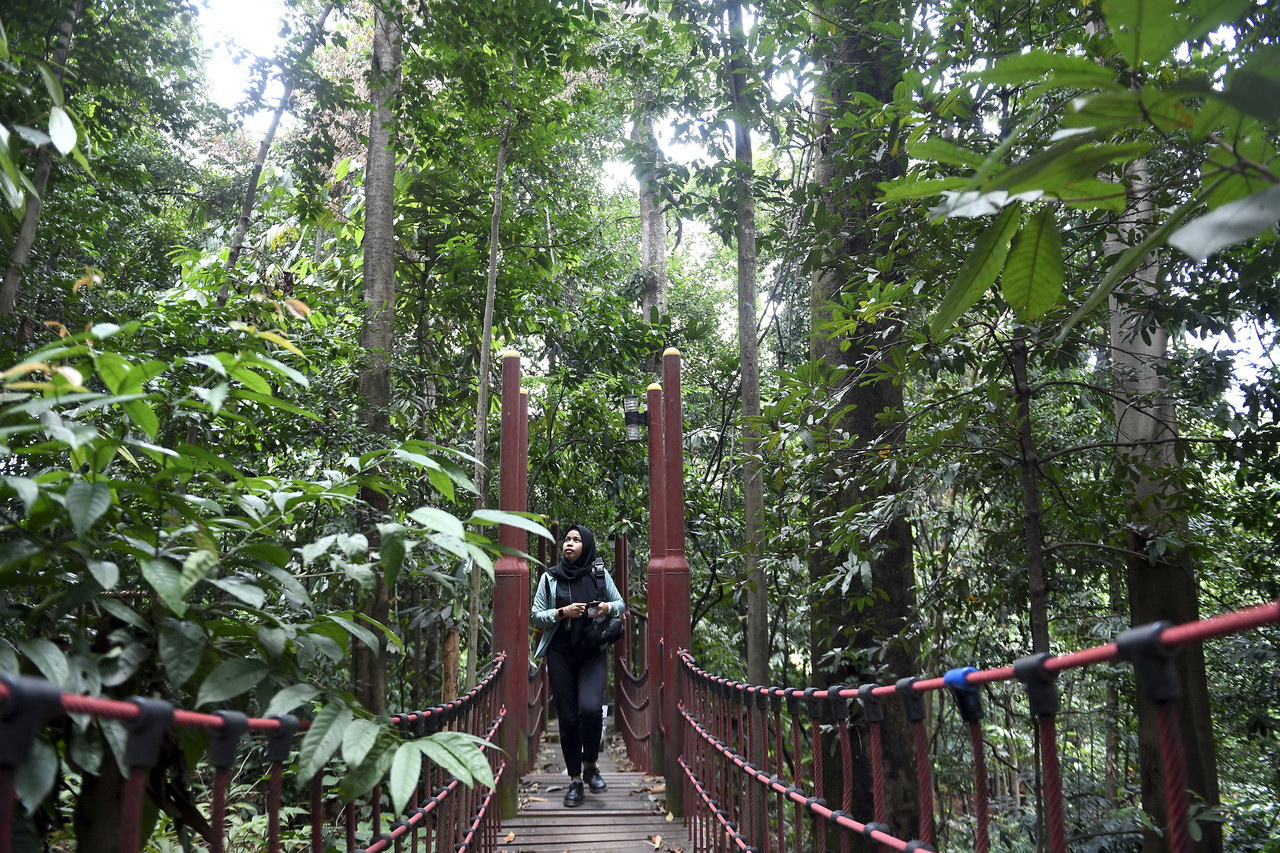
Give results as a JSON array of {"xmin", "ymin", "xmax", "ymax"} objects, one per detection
[
  {"xmin": 1010, "ymin": 334, "xmax": 1051, "ymax": 654},
  {"xmin": 218, "ymin": 2, "xmax": 335, "ymax": 306},
  {"xmin": 726, "ymin": 1, "xmax": 769, "ymax": 691},
  {"xmin": 352, "ymin": 5, "xmax": 402, "ymax": 715},
  {"xmin": 630, "ymin": 112, "xmax": 667, "ymax": 324},
  {"xmin": 1107, "ymin": 159, "xmax": 1220, "ymax": 853},
  {"xmin": 808, "ymin": 0, "xmax": 920, "ymax": 843},
  {"xmin": 0, "ymin": 0, "xmax": 88, "ymax": 317}
]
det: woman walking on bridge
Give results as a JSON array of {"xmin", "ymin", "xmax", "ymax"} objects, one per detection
[{"xmin": 531, "ymin": 523, "xmax": 625, "ymax": 808}]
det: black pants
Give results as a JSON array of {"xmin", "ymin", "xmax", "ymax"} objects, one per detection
[{"xmin": 547, "ymin": 643, "xmax": 606, "ymax": 777}]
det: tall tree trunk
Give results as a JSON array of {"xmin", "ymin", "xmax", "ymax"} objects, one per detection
[
  {"xmin": 466, "ymin": 101, "xmax": 514, "ymax": 689},
  {"xmin": 1010, "ymin": 333, "xmax": 1051, "ymax": 654},
  {"xmin": 809, "ymin": 0, "xmax": 920, "ymax": 843},
  {"xmin": 1107, "ymin": 158, "xmax": 1219, "ymax": 853},
  {"xmin": 726, "ymin": 1, "xmax": 768, "ymax": 691},
  {"xmin": 630, "ymin": 112, "xmax": 667, "ymax": 324},
  {"xmin": 217, "ymin": 2, "xmax": 335, "ymax": 307},
  {"xmin": 351, "ymin": 4, "xmax": 402, "ymax": 715},
  {"xmin": 0, "ymin": 0, "xmax": 88, "ymax": 317}
]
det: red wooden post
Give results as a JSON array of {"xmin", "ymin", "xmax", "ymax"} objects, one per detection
[
  {"xmin": 645, "ymin": 380, "xmax": 667, "ymax": 777},
  {"xmin": 493, "ymin": 350, "xmax": 528, "ymax": 819},
  {"xmin": 662, "ymin": 347, "xmax": 690, "ymax": 816}
]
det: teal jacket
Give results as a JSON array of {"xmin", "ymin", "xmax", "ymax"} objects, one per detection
[{"xmin": 531, "ymin": 565, "xmax": 625, "ymax": 660}]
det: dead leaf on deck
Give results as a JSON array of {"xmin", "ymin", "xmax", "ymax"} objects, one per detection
[
  {"xmin": 648, "ymin": 784, "xmax": 666, "ymax": 793},
  {"xmin": 647, "ymin": 834, "xmax": 662, "ymax": 849},
  {"xmin": 665, "ymin": 811, "xmax": 674, "ymax": 822},
  {"xmin": 504, "ymin": 832, "xmax": 516, "ymax": 842}
]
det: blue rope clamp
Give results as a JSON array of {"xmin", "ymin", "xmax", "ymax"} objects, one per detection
[
  {"xmin": 857, "ymin": 684, "xmax": 884, "ymax": 724},
  {"xmin": 944, "ymin": 667, "xmax": 984, "ymax": 723},
  {"xmin": 267, "ymin": 714, "xmax": 300, "ymax": 763},
  {"xmin": 210, "ymin": 710, "xmax": 249, "ymax": 769},
  {"xmin": 125, "ymin": 697, "xmax": 174, "ymax": 769},
  {"xmin": 1116, "ymin": 621, "xmax": 1181, "ymax": 703},
  {"xmin": 0, "ymin": 674, "xmax": 64, "ymax": 768},
  {"xmin": 896, "ymin": 677, "xmax": 925, "ymax": 723},
  {"xmin": 1013, "ymin": 652, "xmax": 1060, "ymax": 716}
]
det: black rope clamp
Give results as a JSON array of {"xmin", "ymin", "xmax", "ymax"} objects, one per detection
[
  {"xmin": 755, "ymin": 687, "xmax": 770, "ymax": 711},
  {"xmin": 827, "ymin": 684, "xmax": 850, "ymax": 721},
  {"xmin": 392, "ymin": 713, "xmax": 410, "ymax": 738},
  {"xmin": 1117, "ymin": 621, "xmax": 1181, "ymax": 703},
  {"xmin": 267, "ymin": 714, "xmax": 299, "ymax": 763},
  {"xmin": 411, "ymin": 711, "xmax": 427, "ymax": 738},
  {"xmin": 1013, "ymin": 652, "xmax": 1060, "ymax": 716},
  {"xmin": 896, "ymin": 677, "xmax": 925, "ymax": 723},
  {"xmin": 944, "ymin": 667, "xmax": 984, "ymax": 723},
  {"xmin": 862, "ymin": 822, "xmax": 890, "ymax": 838},
  {"xmin": 786, "ymin": 693, "xmax": 803, "ymax": 718},
  {"xmin": 125, "ymin": 697, "xmax": 174, "ymax": 769},
  {"xmin": 210, "ymin": 710, "xmax": 249, "ymax": 768},
  {"xmin": 804, "ymin": 687, "xmax": 824, "ymax": 721},
  {"xmin": 0, "ymin": 674, "xmax": 63, "ymax": 767},
  {"xmin": 769, "ymin": 688, "xmax": 783, "ymax": 713},
  {"xmin": 905, "ymin": 842, "xmax": 938, "ymax": 852},
  {"xmin": 857, "ymin": 684, "xmax": 884, "ymax": 723}
]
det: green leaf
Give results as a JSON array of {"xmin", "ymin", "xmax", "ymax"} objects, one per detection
[
  {"xmin": 297, "ymin": 703, "xmax": 353, "ymax": 782},
  {"xmin": 929, "ymin": 204, "xmax": 1023, "ymax": 336},
  {"xmin": 326, "ymin": 614, "xmax": 380, "ymax": 652},
  {"xmin": 158, "ymin": 619, "xmax": 206, "ymax": 688},
  {"xmin": 3, "ymin": 477, "xmax": 39, "ymax": 516},
  {"xmin": 879, "ymin": 177, "xmax": 968, "ymax": 203},
  {"xmin": 973, "ymin": 49, "xmax": 1119, "ymax": 90},
  {"xmin": 409, "ymin": 506, "xmax": 466, "ymax": 539},
  {"xmin": 908, "ymin": 137, "xmax": 985, "ymax": 169},
  {"xmin": 86, "ymin": 559, "xmax": 119, "ymax": 590},
  {"xmin": 121, "ymin": 399, "xmax": 159, "ymax": 437},
  {"xmin": 262, "ymin": 683, "xmax": 320, "ymax": 719},
  {"xmin": 992, "ymin": 141, "xmax": 1152, "ymax": 197},
  {"xmin": 337, "ymin": 737, "xmax": 396, "ymax": 800},
  {"xmin": 14, "ymin": 738, "xmax": 57, "ymax": 814},
  {"xmin": 1216, "ymin": 46, "xmax": 1280, "ymax": 122},
  {"xmin": 257, "ymin": 625, "xmax": 286, "ymax": 660},
  {"xmin": 466, "ymin": 509, "xmax": 552, "ymax": 541},
  {"xmin": 37, "ymin": 62, "xmax": 64, "ymax": 106},
  {"xmin": 196, "ymin": 658, "xmax": 269, "ymax": 707},
  {"xmin": 419, "ymin": 731, "xmax": 495, "ymax": 789},
  {"xmin": 1002, "ymin": 208, "xmax": 1065, "ymax": 320},
  {"xmin": 15, "ymin": 638, "xmax": 69, "ymax": 688},
  {"xmin": 1168, "ymin": 185, "xmax": 1280, "ymax": 261},
  {"xmin": 378, "ymin": 523, "xmax": 406, "ymax": 588},
  {"xmin": 1103, "ymin": 0, "xmax": 1183, "ymax": 68},
  {"xmin": 65, "ymin": 480, "xmax": 111, "ymax": 536},
  {"xmin": 389, "ymin": 741, "xmax": 425, "ymax": 814},
  {"xmin": 181, "ymin": 549, "xmax": 218, "ymax": 594},
  {"xmin": 205, "ymin": 576, "xmax": 267, "ymax": 609},
  {"xmin": 342, "ymin": 718, "xmax": 382, "ymax": 768},
  {"xmin": 48, "ymin": 106, "xmax": 76, "ymax": 154}
]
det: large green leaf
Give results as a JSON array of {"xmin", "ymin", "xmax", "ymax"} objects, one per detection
[
  {"xmin": 195, "ymin": 658, "xmax": 269, "ymax": 707},
  {"xmin": 408, "ymin": 506, "xmax": 466, "ymax": 539},
  {"xmin": 466, "ymin": 509, "xmax": 553, "ymax": 541},
  {"xmin": 1214, "ymin": 46, "xmax": 1280, "ymax": 122},
  {"xmin": 419, "ymin": 731, "xmax": 496, "ymax": 790},
  {"xmin": 14, "ymin": 738, "xmax": 57, "ymax": 814},
  {"xmin": 908, "ymin": 137, "xmax": 985, "ymax": 169},
  {"xmin": 64, "ymin": 480, "xmax": 111, "ymax": 536},
  {"xmin": 158, "ymin": 619, "xmax": 206, "ymax": 687},
  {"xmin": 1168, "ymin": 185, "xmax": 1280, "ymax": 262},
  {"xmin": 993, "ymin": 141, "xmax": 1152, "ymax": 197},
  {"xmin": 262, "ymin": 683, "xmax": 321, "ymax": 719},
  {"xmin": 297, "ymin": 704, "xmax": 353, "ymax": 783},
  {"xmin": 1002, "ymin": 208, "xmax": 1065, "ymax": 320},
  {"xmin": 140, "ymin": 558, "xmax": 187, "ymax": 617},
  {"xmin": 15, "ymin": 638, "xmax": 69, "ymax": 688},
  {"xmin": 342, "ymin": 718, "xmax": 382, "ymax": 768},
  {"xmin": 973, "ymin": 50, "xmax": 1119, "ymax": 90},
  {"xmin": 930, "ymin": 204, "xmax": 1023, "ymax": 336},
  {"xmin": 1103, "ymin": 0, "xmax": 1183, "ymax": 68},
  {"xmin": 389, "ymin": 741, "xmax": 425, "ymax": 814}
]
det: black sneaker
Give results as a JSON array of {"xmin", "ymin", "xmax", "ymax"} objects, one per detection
[
  {"xmin": 563, "ymin": 779, "xmax": 585, "ymax": 807},
  {"xmin": 584, "ymin": 766, "xmax": 607, "ymax": 792}
]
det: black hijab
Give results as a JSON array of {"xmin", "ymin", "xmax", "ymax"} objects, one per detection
[{"xmin": 549, "ymin": 523, "xmax": 597, "ymax": 582}]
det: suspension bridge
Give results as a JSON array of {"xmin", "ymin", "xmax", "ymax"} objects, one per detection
[{"xmin": 0, "ymin": 349, "xmax": 1277, "ymax": 853}]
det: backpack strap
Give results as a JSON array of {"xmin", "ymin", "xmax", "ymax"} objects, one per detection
[{"xmin": 592, "ymin": 558, "xmax": 608, "ymax": 597}]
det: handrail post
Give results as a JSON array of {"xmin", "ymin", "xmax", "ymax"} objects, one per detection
[
  {"xmin": 493, "ymin": 350, "xmax": 528, "ymax": 820},
  {"xmin": 646, "ymin": 380, "xmax": 667, "ymax": 778},
  {"xmin": 662, "ymin": 347, "xmax": 690, "ymax": 817}
]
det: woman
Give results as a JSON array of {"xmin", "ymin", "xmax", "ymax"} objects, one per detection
[{"xmin": 531, "ymin": 524, "xmax": 625, "ymax": 807}]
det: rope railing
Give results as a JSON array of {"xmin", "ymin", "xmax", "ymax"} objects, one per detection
[
  {"xmin": 678, "ymin": 600, "xmax": 1280, "ymax": 853},
  {"xmin": 615, "ymin": 606, "xmax": 653, "ymax": 772},
  {"xmin": 0, "ymin": 654, "xmax": 510, "ymax": 853}
]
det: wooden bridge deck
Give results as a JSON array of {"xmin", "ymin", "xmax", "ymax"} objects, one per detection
[{"xmin": 501, "ymin": 718, "xmax": 690, "ymax": 853}]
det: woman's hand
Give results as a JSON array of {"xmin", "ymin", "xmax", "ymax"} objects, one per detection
[{"xmin": 558, "ymin": 602, "xmax": 589, "ymax": 620}]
